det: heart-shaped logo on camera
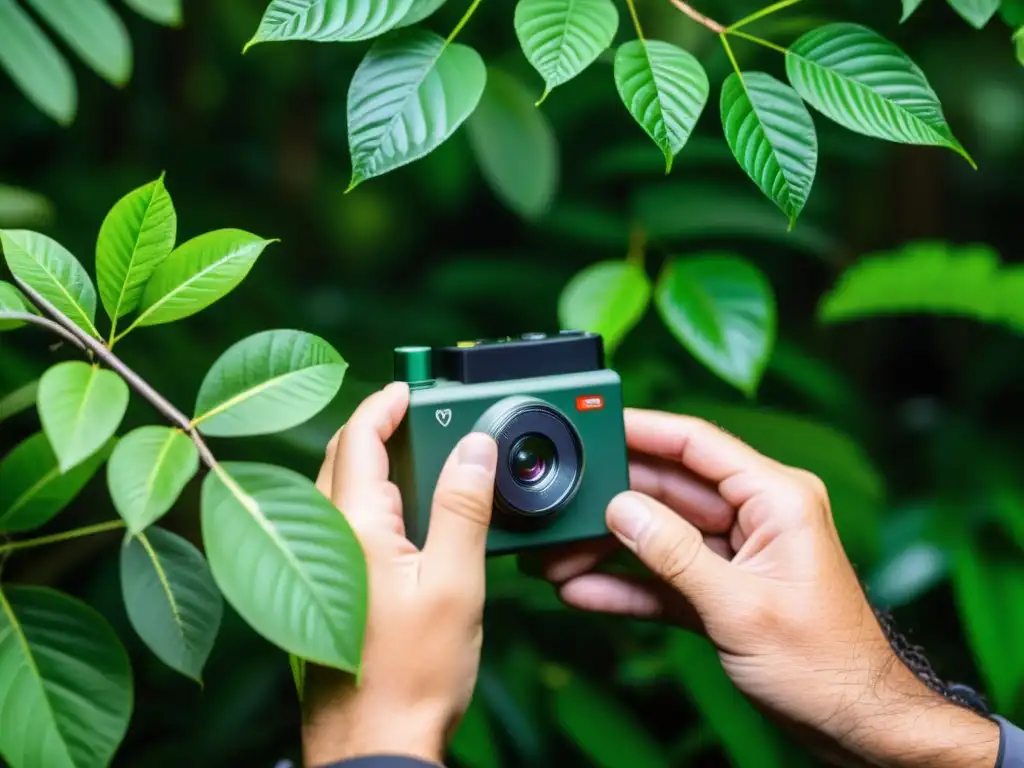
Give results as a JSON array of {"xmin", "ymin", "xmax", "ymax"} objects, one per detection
[{"xmin": 435, "ymin": 409, "xmax": 452, "ymax": 427}]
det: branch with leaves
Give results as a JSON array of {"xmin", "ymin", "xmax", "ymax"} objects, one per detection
[{"xmin": 0, "ymin": 176, "xmax": 368, "ymax": 768}]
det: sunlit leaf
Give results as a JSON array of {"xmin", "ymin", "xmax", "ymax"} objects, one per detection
[
  {"xmin": 558, "ymin": 261, "xmax": 650, "ymax": 356},
  {"xmin": 818, "ymin": 242, "xmax": 1024, "ymax": 333},
  {"xmin": 107, "ymin": 426, "xmax": 198, "ymax": 533},
  {"xmin": 120, "ymin": 527, "xmax": 223, "ymax": 681},
  {"xmin": 466, "ymin": 67, "xmax": 559, "ymax": 220},
  {"xmin": 550, "ymin": 672, "xmax": 669, "ymax": 768},
  {"xmin": 614, "ymin": 39, "xmax": 709, "ymax": 173},
  {"xmin": 0, "ymin": 281, "xmax": 27, "ymax": 330},
  {"xmin": 133, "ymin": 229, "xmax": 275, "ymax": 328},
  {"xmin": 1, "ymin": 229, "xmax": 100, "ymax": 338},
  {"xmin": 720, "ymin": 72, "xmax": 817, "ymax": 227},
  {"xmin": 901, "ymin": 0, "xmax": 927, "ymax": 22},
  {"xmin": 347, "ymin": 30, "xmax": 486, "ymax": 190},
  {"xmin": 96, "ymin": 173, "xmax": 177, "ymax": 323},
  {"xmin": 654, "ymin": 254, "xmax": 775, "ymax": 396},
  {"xmin": 1015, "ymin": 26, "xmax": 1024, "ymax": 66},
  {"xmin": 515, "ymin": 0, "xmax": 618, "ymax": 103},
  {"xmin": 947, "ymin": 0, "xmax": 1000, "ymax": 28},
  {"xmin": 0, "ymin": 0, "xmax": 76, "ymax": 125},
  {"xmin": 124, "ymin": 0, "xmax": 182, "ymax": 26},
  {"xmin": 201, "ymin": 462, "xmax": 368, "ymax": 670},
  {"xmin": 785, "ymin": 24, "xmax": 973, "ymax": 166},
  {"xmin": 245, "ymin": 0, "xmax": 414, "ymax": 50},
  {"xmin": 38, "ymin": 361, "xmax": 129, "ymax": 473},
  {"xmin": 0, "ymin": 433, "xmax": 114, "ymax": 533},
  {"xmin": 450, "ymin": 697, "xmax": 500, "ymax": 768},
  {"xmin": 0, "ymin": 586, "xmax": 132, "ymax": 768},
  {"xmin": 26, "ymin": 0, "xmax": 132, "ymax": 86},
  {"xmin": 666, "ymin": 634, "xmax": 801, "ymax": 768},
  {"xmin": 395, "ymin": 0, "xmax": 447, "ymax": 27},
  {"xmin": 193, "ymin": 329, "xmax": 347, "ymax": 437},
  {"xmin": 0, "ymin": 185, "xmax": 53, "ymax": 228}
]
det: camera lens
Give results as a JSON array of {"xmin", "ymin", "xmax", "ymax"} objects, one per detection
[
  {"xmin": 510, "ymin": 434, "xmax": 557, "ymax": 487},
  {"xmin": 473, "ymin": 397, "xmax": 584, "ymax": 528}
]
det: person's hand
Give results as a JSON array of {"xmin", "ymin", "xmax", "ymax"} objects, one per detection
[
  {"xmin": 527, "ymin": 409, "xmax": 999, "ymax": 768},
  {"xmin": 302, "ymin": 382, "xmax": 499, "ymax": 767}
]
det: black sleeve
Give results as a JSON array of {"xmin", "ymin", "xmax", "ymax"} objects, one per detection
[{"xmin": 316, "ymin": 756, "xmax": 438, "ymax": 768}]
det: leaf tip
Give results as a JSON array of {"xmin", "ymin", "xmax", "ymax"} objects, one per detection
[
  {"xmin": 344, "ymin": 178, "xmax": 362, "ymax": 194},
  {"xmin": 241, "ymin": 37, "xmax": 260, "ymax": 55},
  {"xmin": 535, "ymin": 87, "xmax": 552, "ymax": 107}
]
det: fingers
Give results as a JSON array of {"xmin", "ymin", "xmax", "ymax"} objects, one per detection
[
  {"xmin": 422, "ymin": 433, "xmax": 498, "ymax": 578},
  {"xmin": 558, "ymin": 573, "xmax": 702, "ymax": 632},
  {"xmin": 522, "ymin": 537, "xmax": 619, "ymax": 584},
  {"xmin": 315, "ymin": 427, "xmax": 344, "ymax": 499},
  {"xmin": 605, "ymin": 490, "xmax": 732, "ymax": 617},
  {"xmin": 629, "ymin": 456, "xmax": 734, "ymax": 534}
]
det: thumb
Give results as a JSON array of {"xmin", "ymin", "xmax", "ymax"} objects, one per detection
[
  {"xmin": 422, "ymin": 432, "xmax": 498, "ymax": 567},
  {"xmin": 607, "ymin": 491, "xmax": 730, "ymax": 615}
]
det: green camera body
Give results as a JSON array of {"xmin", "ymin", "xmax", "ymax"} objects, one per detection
[{"xmin": 387, "ymin": 331, "xmax": 630, "ymax": 555}]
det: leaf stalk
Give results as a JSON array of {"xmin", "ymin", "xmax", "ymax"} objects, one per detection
[
  {"xmin": 727, "ymin": 29, "xmax": 789, "ymax": 54},
  {"xmin": 0, "ymin": 520, "xmax": 125, "ymax": 554},
  {"xmin": 624, "ymin": 0, "xmax": 645, "ymax": 39},
  {"xmin": 445, "ymin": 0, "xmax": 485, "ymax": 45},
  {"xmin": 726, "ymin": 0, "xmax": 805, "ymax": 32}
]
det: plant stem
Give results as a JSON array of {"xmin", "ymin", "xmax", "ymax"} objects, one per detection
[
  {"xmin": 719, "ymin": 33, "xmax": 743, "ymax": 79},
  {"xmin": 727, "ymin": 29, "xmax": 789, "ymax": 54},
  {"xmin": 0, "ymin": 520, "xmax": 125, "ymax": 554},
  {"xmin": 624, "ymin": 0, "xmax": 645, "ymax": 39},
  {"xmin": 665, "ymin": 0, "xmax": 724, "ymax": 33},
  {"xmin": 0, "ymin": 311, "xmax": 88, "ymax": 352},
  {"xmin": 726, "ymin": 0, "xmax": 804, "ymax": 32},
  {"xmin": 445, "ymin": 0, "xmax": 484, "ymax": 45},
  {"xmin": 10, "ymin": 276, "xmax": 218, "ymax": 470}
]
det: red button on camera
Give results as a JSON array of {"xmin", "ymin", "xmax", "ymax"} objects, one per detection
[{"xmin": 576, "ymin": 394, "xmax": 604, "ymax": 411}]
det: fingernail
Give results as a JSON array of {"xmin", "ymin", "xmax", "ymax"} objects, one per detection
[
  {"xmin": 608, "ymin": 492, "xmax": 650, "ymax": 543},
  {"xmin": 458, "ymin": 432, "xmax": 496, "ymax": 470}
]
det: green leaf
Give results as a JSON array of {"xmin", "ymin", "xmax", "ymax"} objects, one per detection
[
  {"xmin": 558, "ymin": 261, "xmax": 650, "ymax": 356},
  {"xmin": 0, "ymin": 0, "xmax": 76, "ymax": 125},
  {"xmin": 0, "ymin": 585, "xmax": 133, "ymax": 768},
  {"xmin": 720, "ymin": 71, "xmax": 817, "ymax": 227},
  {"xmin": 466, "ymin": 67, "xmax": 559, "ymax": 220},
  {"xmin": 38, "ymin": 361, "xmax": 129, "ymax": 473},
  {"xmin": 665, "ymin": 634, "xmax": 800, "ymax": 768},
  {"xmin": 107, "ymin": 426, "xmax": 199, "ymax": 533},
  {"xmin": 123, "ymin": 0, "xmax": 181, "ymax": 26},
  {"xmin": 120, "ymin": 527, "xmax": 223, "ymax": 682},
  {"xmin": 395, "ymin": 0, "xmax": 447, "ymax": 27},
  {"xmin": 654, "ymin": 254, "xmax": 776, "ymax": 396},
  {"xmin": 947, "ymin": 0, "xmax": 1000, "ymax": 28},
  {"xmin": 785, "ymin": 23, "xmax": 973, "ymax": 166},
  {"xmin": 96, "ymin": 173, "xmax": 177, "ymax": 323},
  {"xmin": 201, "ymin": 462, "xmax": 368, "ymax": 670},
  {"xmin": 678, "ymin": 401, "xmax": 884, "ymax": 565},
  {"xmin": 0, "ymin": 185, "xmax": 53, "ymax": 228},
  {"xmin": 450, "ymin": 697, "xmax": 500, "ymax": 768},
  {"xmin": 245, "ymin": 0, "xmax": 415, "ymax": 51},
  {"xmin": 613, "ymin": 39, "xmax": 709, "ymax": 174},
  {"xmin": 951, "ymin": 538, "xmax": 1024, "ymax": 712},
  {"xmin": 0, "ymin": 433, "xmax": 114, "ymax": 533},
  {"xmin": 193, "ymin": 330, "xmax": 348, "ymax": 438},
  {"xmin": 0, "ymin": 380, "xmax": 39, "ymax": 424},
  {"xmin": 347, "ymin": 30, "xmax": 486, "ymax": 190},
  {"xmin": 1015, "ymin": 26, "xmax": 1024, "ymax": 66},
  {"xmin": 1, "ymin": 229, "xmax": 100, "ymax": 338},
  {"xmin": 550, "ymin": 672, "xmax": 669, "ymax": 768},
  {"xmin": 901, "ymin": 0, "xmax": 927, "ymax": 22},
  {"xmin": 133, "ymin": 229, "xmax": 275, "ymax": 329},
  {"xmin": 0, "ymin": 280, "xmax": 27, "ymax": 330},
  {"xmin": 25, "ymin": 0, "xmax": 132, "ymax": 86},
  {"xmin": 515, "ymin": 0, "xmax": 618, "ymax": 103},
  {"xmin": 817, "ymin": 242, "xmax": 1024, "ymax": 333},
  {"xmin": 289, "ymin": 654, "xmax": 306, "ymax": 700}
]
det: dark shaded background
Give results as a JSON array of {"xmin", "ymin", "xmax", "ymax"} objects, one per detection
[{"xmin": 2, "ymin": 0, "xmax": 1023, "ymax": 765}]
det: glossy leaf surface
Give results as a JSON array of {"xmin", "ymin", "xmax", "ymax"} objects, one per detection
[
  {"xmin": 0, "ymin": 0, "xmax": 75, "ymax": 124},
  {"xmin": 0, "ymin": 281, "xmax": 27, "ymax": 330},
  {"xmin": 26, "ymin": 0, "xmax": 132, "ymax": 86},
  {"xmin": 558, "ymin": 261, "xmax": 650, "ymax": 356},
  {"xmin": 947, "ymin": 0, "xmax": 1000, "ymax": 28},
  {"xmin": 245, "ymin": 0, "xmax": 415, "ymax": 50}
]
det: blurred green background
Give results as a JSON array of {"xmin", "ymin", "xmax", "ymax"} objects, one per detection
[{"xmin": 2, "ymin": 0, "xmax": 1023, "ymax": 765}]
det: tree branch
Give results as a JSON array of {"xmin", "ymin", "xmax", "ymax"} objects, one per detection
[
  {"xmin": 0, "ymin": 312, "xmax": 88, "ymax": 352},
  {"xmin": 10, "ymin": 276, "xmax": 218, "ymax": 470},
  {"xmin": 666, "ymin": 0, "xmax": 724, "ymax": 33}
]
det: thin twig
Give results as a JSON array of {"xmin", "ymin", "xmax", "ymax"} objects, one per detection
[
  {"xmin": 11, "ymin": 276, "xmax": 219, "ymax": 470},
  {"xmin": 666, "ymin": 0, "xmax": 724, "ymax": 33},
  {"xmin": 0, "ymin": 312, "xmax": 87, "ymax": 352}
]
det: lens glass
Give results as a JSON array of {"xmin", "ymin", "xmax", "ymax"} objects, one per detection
[{"xmin": 509, "ymin": 434, "xmax": 557, "ymax": 487}]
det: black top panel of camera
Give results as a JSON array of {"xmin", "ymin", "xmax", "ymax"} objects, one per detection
[{"xmin": 435, "ymin": 331, "xmax": 605, "ymax": 384}]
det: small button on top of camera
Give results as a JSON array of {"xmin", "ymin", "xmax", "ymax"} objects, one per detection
[{"xmin": 520, "ymin": 332, "xmax": 547, "ymax": 340}]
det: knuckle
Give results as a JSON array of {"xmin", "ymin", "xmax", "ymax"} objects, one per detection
[
  {"xmin": 650, "ymin": 529, "xmax": 703, "ymax": 586},
  {"xmin": 436, "ymin": 484, "xmax": 489, "ymax": 525}
]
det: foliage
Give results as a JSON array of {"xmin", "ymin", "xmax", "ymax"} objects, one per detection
[{"xmin": 0, "ymin": 178, "xmax": 365, "ymax": 764}]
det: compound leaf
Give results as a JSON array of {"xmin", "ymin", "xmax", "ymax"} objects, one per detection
[
  {"xmin": 245, "ymin": 0, "xmax": 415, "ymax": 50},
  {"xmin": 558, "ymin": 261, "xmax": 650, "ymax": 356},
  {"xmin": 614, "ymin": 39, "xmax": 709, "ymax": 173},
  {"xmin": 721, "ymin": 71, "xmax": 817, "ymax": 227},
  {"xmin": 120, "ymin": 527, "xmax": 223, "ymax": 682},
  {"xmin": 785, "ymin": 23, "xmax": 972, "ymax": 165},
  {"xmin": 347, "ymin": 30, "xmax": 486, "ymax": 189},
  {"xmin": 515, "ymin": 0, "xmax": 618, "ymax": 103}
]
